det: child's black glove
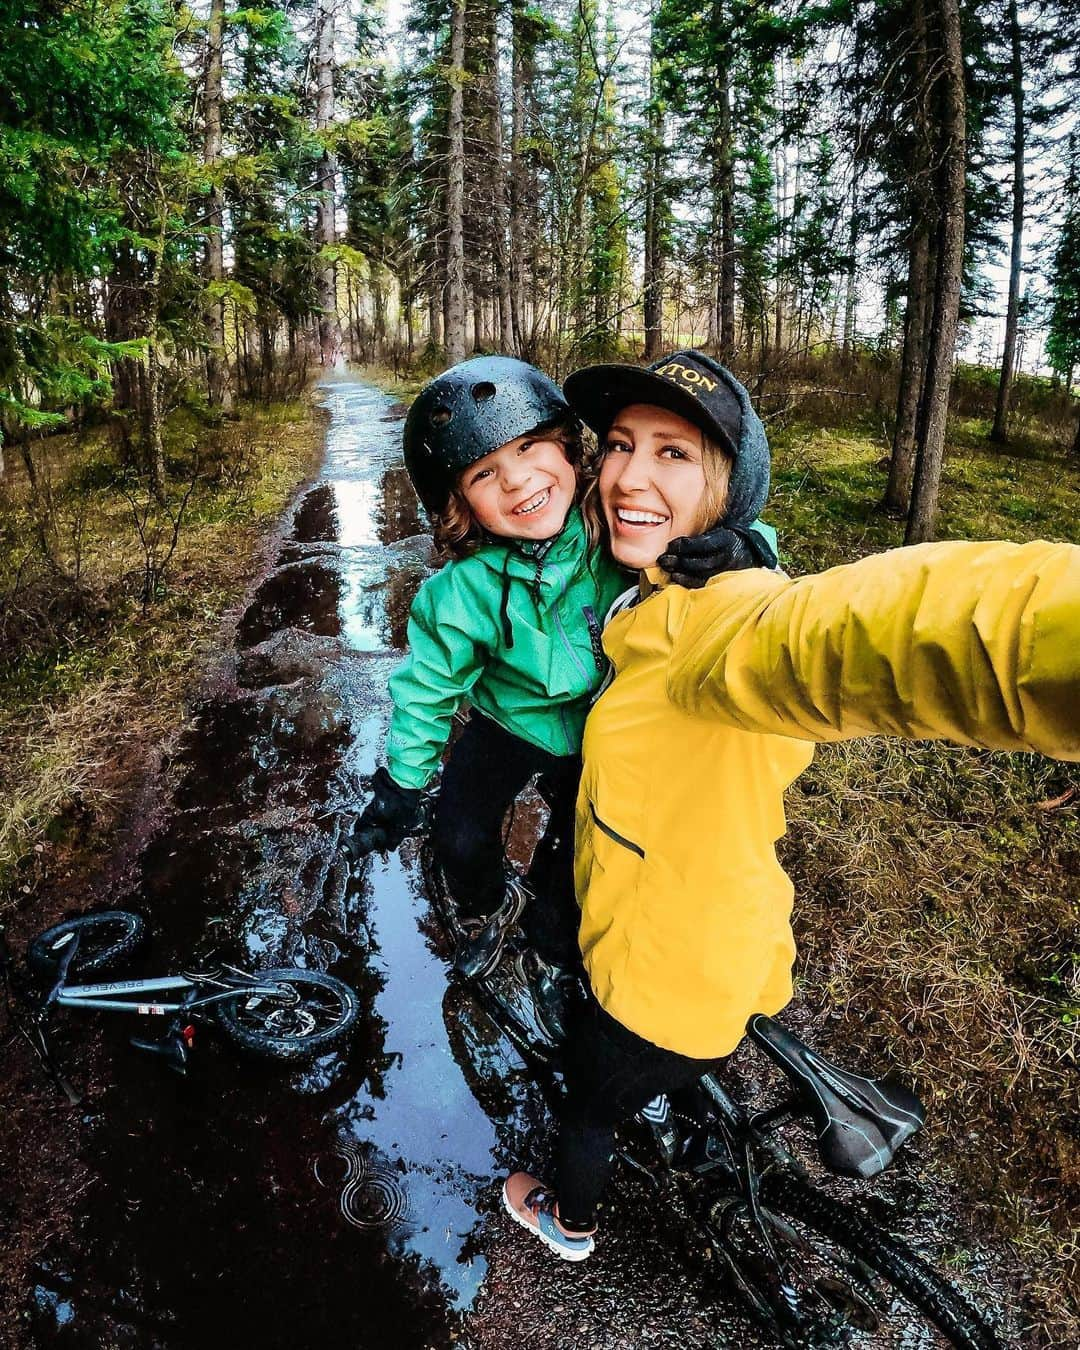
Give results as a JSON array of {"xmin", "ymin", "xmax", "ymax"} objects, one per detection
[
  {"xmin": 347, "ymin": 767, "xmax": 424, "ymax": 857},
  {"xmin": 658, "ymin": 524, "xmax": 777, "ymax": 588}
]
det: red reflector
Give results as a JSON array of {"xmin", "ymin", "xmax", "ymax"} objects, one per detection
[{"xmin": 182, "ymin": 1025, "xmax": 195, "ymax": 1047}]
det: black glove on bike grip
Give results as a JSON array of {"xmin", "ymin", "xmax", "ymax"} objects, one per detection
[
  {"xmin": 347, "ymin": 767, "xmax": 424, "ymax": 857},
  {"xmin": 658, "ymin": 523, "xmax": 777, "ymax": 587}
]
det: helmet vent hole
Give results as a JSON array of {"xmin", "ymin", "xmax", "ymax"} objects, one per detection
[
  {"xmin": 430, "ymin": 405, "xmax": 452, "ymax": 427},
  {"xmin": 472, "ymin": 381, "xmax": 497, "ymax": 403}
]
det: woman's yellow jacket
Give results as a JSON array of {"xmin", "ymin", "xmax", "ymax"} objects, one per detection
[{"xmin": 575, "ymin": 539, "xmax": 1079, "ymax": 1059}]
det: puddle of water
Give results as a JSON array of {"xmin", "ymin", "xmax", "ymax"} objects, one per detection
[
  {"xmin": 25, "ymin": 376, "xmax": 537, "ymax": 1346},
  {"xmin": 291, "ymin": 483, "xmax": 339, "ymax": 542},
  {"xmin": 311, "ymin": 380, "xmax": 536, "ymax": 1309},
  {"xmin": 237, "ymin": 562, "xmax": 344, "ymax": 647}
]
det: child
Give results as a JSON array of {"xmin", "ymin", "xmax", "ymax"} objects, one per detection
[{"xmin": 351, "ymin": 355, "xmax": 778, "ymax": 1042}]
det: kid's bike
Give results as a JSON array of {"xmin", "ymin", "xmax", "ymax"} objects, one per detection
[
  {"xmin": 1, "ymin": 910, "xmax": 360, "ymax": 1101},
  {"xmin": 422, "ymin": 849, "xmax": 1002, "ymax": 1350}
]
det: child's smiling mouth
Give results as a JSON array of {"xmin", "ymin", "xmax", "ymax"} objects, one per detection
[{"xmin": 512, "ymin": 488, "xmax": 552, "ymax": 517}]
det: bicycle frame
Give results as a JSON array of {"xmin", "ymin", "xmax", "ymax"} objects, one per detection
[{"xmin": 54, "ymin": 974, "xmax": 290, "ymax": 1016}]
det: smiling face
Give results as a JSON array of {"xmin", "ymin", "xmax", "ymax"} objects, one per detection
[
  {"xmin": 598, "ymin": 403, "xmax": 721, "ymax": 569},
  {"xmin": 457, "ymin": 430, "xmax": 578, "ymax": 541}
]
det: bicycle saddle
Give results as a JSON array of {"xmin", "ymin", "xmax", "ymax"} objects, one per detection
[{"xmin": 747, "ymin": 1015, "xmax": 925, "ymax": 1179}]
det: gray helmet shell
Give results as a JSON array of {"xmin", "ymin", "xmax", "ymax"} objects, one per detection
[{"xmin": 403, "ymin": 356, "xmax": 571, "ymax": 515}]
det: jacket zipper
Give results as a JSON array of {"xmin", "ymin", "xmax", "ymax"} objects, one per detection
[
  {"xmin": 583, "ymin": 605, "xmax": 605, "ymax": 672},
  {"xmin": 589, "ymin": 803, "xmax": 645, "ymax": 859}
]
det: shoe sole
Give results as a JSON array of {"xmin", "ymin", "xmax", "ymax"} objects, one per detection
[{"xmin": 501, "ymin": 1182, "xmax": 594, "ymax": 1262}]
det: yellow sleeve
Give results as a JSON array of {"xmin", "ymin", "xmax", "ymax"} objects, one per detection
[{"xmin": 663, "ymin": 540, "xmax": 1080, "ymax": 761}]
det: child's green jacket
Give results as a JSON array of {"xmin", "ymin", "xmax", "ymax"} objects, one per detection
[{"xmin": 386, "ymin": 508, "xmax": 626, "ymax": 788}]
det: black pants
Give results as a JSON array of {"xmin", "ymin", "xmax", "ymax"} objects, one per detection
[
  {"xmin": 555, "ymin": 995, "xmax": 722, "ymax": 1232},
  {"xmin": 431, "ymin": 711, "xmax": 582, "ymax": 969}
]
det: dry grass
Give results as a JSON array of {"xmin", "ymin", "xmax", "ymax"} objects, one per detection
[
  {"xmin": 784, "ymin": 740, "xmax": 1080, "ymax": 1343},
  {"xmin": 0, "ymin": 400, "xmax": 322, "ymax": 910},
  {"xmin": 763, "ymin": 398, "xmax": 1080, "ymax": 1344}
]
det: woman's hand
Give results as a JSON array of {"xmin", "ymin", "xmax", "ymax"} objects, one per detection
[{"xmin": 659, "ymin": 524, "xmax": 777, "ymax": 587}]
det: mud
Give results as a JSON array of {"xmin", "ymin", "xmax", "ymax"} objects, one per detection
[{"xmin": 1, "ymin": 379, "xmax": 1025, "ymax": 1348}]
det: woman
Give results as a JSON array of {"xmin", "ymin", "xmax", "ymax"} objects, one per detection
[{"xmin": 501, "ymin": 349, "xmax": 1080, "ymax": 1261}]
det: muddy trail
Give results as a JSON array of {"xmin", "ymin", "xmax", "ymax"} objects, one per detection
[{"xmin": 2, "ymin": 379, "xmax": 1024, "ymax": 1349}]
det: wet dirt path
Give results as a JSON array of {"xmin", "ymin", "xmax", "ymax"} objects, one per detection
[{"xmin": 16, "ymin": 378, "xmax": 1018, "ymax": 1349}]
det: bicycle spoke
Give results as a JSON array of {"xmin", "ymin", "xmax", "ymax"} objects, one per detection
[{"xmin": 233, "ymin": 981, "xmax": 348, "ymax": 1040}]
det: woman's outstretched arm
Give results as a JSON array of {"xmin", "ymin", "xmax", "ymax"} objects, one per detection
[{"xmin": 656, "ymin": 539, "xmax": 1079, "ymax": 760}]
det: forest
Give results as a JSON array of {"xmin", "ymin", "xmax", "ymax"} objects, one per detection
[
  {"xmin": 2, "ymin": 4, "xmax": 1079, "ymax": 1342},
  {"xmin": 3, "ymin": 0, "xmax": 1080, "ymax": 530}
]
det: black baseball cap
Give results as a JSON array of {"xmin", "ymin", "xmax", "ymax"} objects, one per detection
[{"xmin": 563, "ymin": 350, "xmax": 742, "ymax": 456}]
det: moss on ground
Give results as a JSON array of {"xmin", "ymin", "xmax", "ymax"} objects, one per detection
[{"xmin": 0, "ymin": 399, "xmax": 322, "ymax": 906}]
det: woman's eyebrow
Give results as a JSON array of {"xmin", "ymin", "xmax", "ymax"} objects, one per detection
[{"xmin": 607, "ymin": 422, "xmax": 693, "ymax": 442}]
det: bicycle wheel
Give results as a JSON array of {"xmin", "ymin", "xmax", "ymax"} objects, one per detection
[
  {"xmin": 27, "ymin": 911, "xmax": 146, "ymax": 980},
  {"xmin": 704, "ymin": 1172, "xmax": 1001, "ymax": 1350},
  {"xmin": 214, "ymin": 968, "xmax": 359, "ymax": 1062}
]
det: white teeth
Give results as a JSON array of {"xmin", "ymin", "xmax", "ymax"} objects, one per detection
[
  {"xmin": 617, "ymin": 508, "xmax": 666, "ymax": 525},
  {"xmin": 514, "ymin": 489, "xmax": 550, "ymax": 515}
]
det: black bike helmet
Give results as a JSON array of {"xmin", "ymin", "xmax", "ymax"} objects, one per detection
[{"xmin": 403, "ymin": 356, "xmax": 571, "ymax": 516}]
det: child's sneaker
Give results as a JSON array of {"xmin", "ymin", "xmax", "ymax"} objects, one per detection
[
  {"xmin": 514, "ymin": 948, "xmax": 581, "ymax": 1045},
  {"xmin": 502, "ymin": 1173, "xmax": 595, "ymax": 1262},
  {"xmin": 454, "ymin": 875, "xmax": 530, "ymax": 980}
]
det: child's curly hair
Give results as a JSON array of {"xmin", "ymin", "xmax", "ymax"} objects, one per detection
[{"xmin": 431, "ymin": 420, "xmax": 584, "ymax": 558}]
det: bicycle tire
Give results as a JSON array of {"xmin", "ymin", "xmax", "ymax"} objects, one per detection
[
  {"xmin": 214, "ymin": 968, "xmax": 360, "ymax": 1062},
  {"xmin": 709, "ymin": 1171, "xmax": 1001, "ymax": 1349},
  {"xmin": 27, "ymin": 911, "xmax": 146, "ymax": 980}
]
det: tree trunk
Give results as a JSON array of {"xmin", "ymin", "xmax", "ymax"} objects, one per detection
[
  {"xmin": 445, "ymin": 0, "xmax": 467, "ymax": 364},
  {"xmin": 884, "ymin": 227, "xmax": 932, "ymax": 513},
  {"xmin": 314, "ymin": 0, "xmax": 342, "ymax": 367},
  {"xmin": 990, "ymin": 0, "xmax": 1024, "ymax": 444},
  {"xmin": 372, "ymin": 263, "xmax": 387, "ymax": 358},
  {"xmin": 509, "ymin": 0, "xmax": 528, "ymax": 353},
  {"xmin": 487, "ymin": 9, "xmax": 514, "ymax": 354},
  {"xmin": 716, "ymin": 13, "xmax": 736, "ymax": 362},
  {"xmin": 642, "ymin": 24, "xmax": 664, "ymax": 361},
  {"xmin": 773, "ymin": 63, "xmax": 786, "ymax": 358},
  {"xmin": 884, "ymin": 0, "xmax": 931, "ymax": 516},
  {"xmin": 203, "ymin": 0, "xmax": 232, "ymax": 409},
  {"xmin": 142, "ymin": 345, "xmax": 166, "ymax": 501},
  {"xmin": 842, "ymin": 166, "xmax": 861, "ymax": 363},
  {"xmin": 906, "ymin": 0, "xmax": 966, "ymax": 544},
  {"xmin": 842, "ymin": 25, "xmax": 863, "ymax": 367}
]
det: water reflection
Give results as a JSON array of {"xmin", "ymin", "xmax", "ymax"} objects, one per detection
[{"xmin": 314, "ymin": 379, "xmax": 534, "ymax": 1310}]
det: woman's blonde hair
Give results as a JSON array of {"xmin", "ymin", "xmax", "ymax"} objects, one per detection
[
  {"xmin": 580, "ymin": 423, "xmax": 733, "ymax": 549},
  {"xmin": 430, "ymin": 421, "xmax": 582, "ymax": 558}
]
